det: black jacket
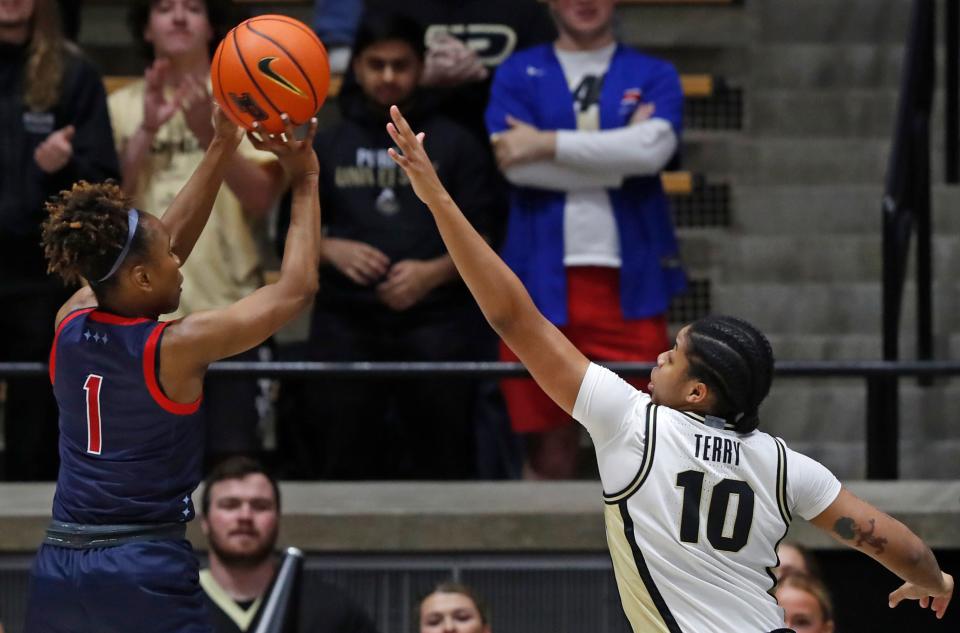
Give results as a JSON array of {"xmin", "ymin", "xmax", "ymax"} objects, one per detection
[
  {"xmin": 0, "ymin": 41, "xmax": 119, "ymax": 282},
  {"xmin": 312, "ymin": 91, "xmax": 499, "ymax": 318},
  {"xmin": 203, "ymin": 574, "xmax": 380, "ymax": 633}
]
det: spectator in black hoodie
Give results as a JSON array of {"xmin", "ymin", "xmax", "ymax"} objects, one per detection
[
  {"xmin": 0, "ymin": 0, "xmax": 118, "ymax": 480},
  {"xmin": 292, "ymin": 13, "xmax": 498, "ymax": 480}
]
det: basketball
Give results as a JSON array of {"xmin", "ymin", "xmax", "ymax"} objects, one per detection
[{"xmin": 211, "ymin": 15, "xmax": 330, "ymax": 134}]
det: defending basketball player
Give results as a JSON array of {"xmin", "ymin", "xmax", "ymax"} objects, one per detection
[
  {"xmin": 23, "ymin": 106, "xmax": 320, "ymax": 633},
  {"xmin": 385, "ymin": 106, "xmax": 953, "ymax": 632}
]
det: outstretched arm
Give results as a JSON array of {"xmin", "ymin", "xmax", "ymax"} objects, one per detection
[
  {"xmin": 810, "ymin": 487, "xmax": 953, "ymax": 619},
  {"xmin": 386, "ymin": 105, "xmax": 589, "ymax": 414},
  {"xmin": 159, "ymin": 105, "xmax": 244, "ymax": 263},
  {"xmin": 157, "ymin": 116, "xmax": 321, "ymax": 402}
]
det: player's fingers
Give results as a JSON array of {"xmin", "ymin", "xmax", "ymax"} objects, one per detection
[
  {"xmin": 389, "ymin": 105, "xmax": 416, "ymax": 142},
  {"xmin": 300, "ymin": 117, "xmax": 319, "ymax": 144},
  {"xmin": 245, "ymin": 124, "xmax": 267, "ymax": 149},
  {"xmin": 888, "ymin": 586, "xmax": 907, "ymax": 608},
  {"xmin": 279, "ymin": 113, "xmax": 297, "ymax": 147},
  {"xmin": 386, "ymin": 122, "xmax": 407, "ymax": 152},
  {"xmin": 919, "ymin": 596, "xmax": 930, "ymax": 608},
  {"xmin": 387, "ymin": 147, "xmax": 408, "ymax": 168},
  {"xmin": 933, "ymin": 595, "xmax": 950, "ymax": 619}
]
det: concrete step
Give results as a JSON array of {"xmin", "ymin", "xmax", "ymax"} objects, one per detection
[
  {"xmin": 619, "ymin": 3, "xmax": 753, "ymax": 48},
  {"xmin": 714, "ymin": 235, "xmax": 960, "ymax": 283},
  {"xmin": 683, "ymin": 134, "xmax": 894, "ymax": 184},
  {"xmin": 751, "ymin": 44, "xmax": 907, "ymax": 89},
  {"xmin": 748, "ymin": 88, "xmax": 951, "ymax": 138},
  {"xmin": 733, "ymin": 185, "xmax": 960, "ymax": 235},
  {"xmin": 765, "ymin": 332, "xmax": 960, "ymax": 360},
  {"xmin": 755, "ymin": 0, "xmax": 912, "ymax": 45},
  {"xmin": 765, "ymin": 333, "xmax": 883, "ymax": 360},
  {"xmin": 712, "ymin": 281, "xmax": 960, "ymax": 335},
  {"xmin": 646, "ymin": 46, "xmax": 750, "ymax": 81},
  {"xmin": 760, "ymin": 380, "xmax": 960, "ymax": 479},
  {"xmin": 748, "ymin": 90, "xmax": 893, "ymax": 137}
]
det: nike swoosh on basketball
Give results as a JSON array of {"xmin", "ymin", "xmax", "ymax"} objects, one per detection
[{"xmin": 257, "ymin": 57, "xmax": 306, "ymax": 97}]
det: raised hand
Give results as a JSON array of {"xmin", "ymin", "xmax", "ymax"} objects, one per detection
[
  {"xmin": 34, "ymin": 125, "xmax": 75, "ymax": 174},
  {"xmin": 210, "ymin": 103, "xmax": 242, "ymax": 145},
  {"xmin": 142, "ymin": 59, "xmax": 181, "ymax": 133},
  {"xmin": 180, "ymin": 72, "xmax": 215, "ymax": 147},
  {"xmin": 246, "ymin": 114, "xmax": 319, "ymax": 180},
  {"xmin": 385, "ymin": 105, "xmax": 445, "ymax": 206},
  {"xmin": 323, "ymin": 238, "xmax": 391, "ymax": 286},
  {"xmin": 420, "ymin": 33, "xmax": 489, "ymax": 87},
  {"xmin": 889, "ymin": 571, "xmax": 953, "ymax": 619}
]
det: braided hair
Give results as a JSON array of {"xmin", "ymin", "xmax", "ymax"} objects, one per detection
[
  {"xmin": 685, "ymin": 315, "xmax": 774, "ymax": 433},
  {"xmin": 41, "ymin": 181, "xmax": 148, "ymax": 296}
]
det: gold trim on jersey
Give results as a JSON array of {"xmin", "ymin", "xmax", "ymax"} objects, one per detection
[
  {"xmin": 604, "ymin": 404, "xmax": 658, "ymax": 504},
  {"xmin": 765, "ymin": 438, "xmax": 794, "ymax": 590},
  {"xmin": 200, "ymin": 568, "xmax": 264, "ymax": 632},
  {"xmin": 773, "ymin": 438, "xmax": 792, "ymax": 524},
  {"xmin": 604, "ymin": 504, "xmax": 676, "ymax": 633}
]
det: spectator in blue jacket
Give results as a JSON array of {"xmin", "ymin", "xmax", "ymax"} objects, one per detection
[{"xmin": 485, "ymin": 0, "xmax": 687, "ymax": 479}]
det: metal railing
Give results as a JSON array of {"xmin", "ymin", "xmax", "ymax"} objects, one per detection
[
  {"xmin": 4, "ymin": 360, "xmax": 960, "ymax": 480},
  {"xmin": 883, "ymin": 0, "xmax": 936, "ymax": 365}
]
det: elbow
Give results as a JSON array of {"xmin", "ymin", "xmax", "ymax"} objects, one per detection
[
  {"xmin": 301, "ymin": 270, "xmax": 320, "ymax": 298},
  {"xmin": 904, "ymin": 540, "xmax": 930, "ymax": 569},
  {"xmin": 485, "ymin": 302, "xmax": 521, "ymax": 339}
]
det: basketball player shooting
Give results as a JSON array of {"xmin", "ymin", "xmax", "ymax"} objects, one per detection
[
  {"xmin": 24, "ymin": 106, "xmax": 320, "ymax": 633},
  {"xmin": 385, "ymin": 105, "xmax": 953, "ymax": 632}
]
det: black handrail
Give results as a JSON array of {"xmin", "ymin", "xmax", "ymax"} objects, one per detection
[
  {"xmin": 5, "ymin": 360, "xmax": 960, "ymax": 378},
  {"xmin": 883, "ymin": 0, "xmax": 935, "ymax": 363},
  {"xmin": 947, "ymin": 0, "xmax": 959, "ymax": 183},
  {"xmin": 880, "ymin": 0, "xmax": 937, "ymax": 478},
  {"xmin": 4, "ymin": 360, "xmax": 960, "ymax": 480}
]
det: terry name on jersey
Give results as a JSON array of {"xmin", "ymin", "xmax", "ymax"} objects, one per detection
[{"xmin": 693, "ymin": 434, "xmax": 741, "ymax": 466}]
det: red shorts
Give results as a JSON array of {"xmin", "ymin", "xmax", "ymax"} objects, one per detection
[{"xmin": 500, "ymin": 267, "xmax": 669, "ymax": 433}]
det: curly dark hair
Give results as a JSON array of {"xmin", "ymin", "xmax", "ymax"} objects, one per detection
[
  {"xmin": 41, "ymin": 181, "xmax": 149, "ymax": 293},
  {"xmin": 685, "ymin": 315, "xmax": 775, "ymax": 434},
  {"xmin": 127, "ymin": 0, "xmax": 241, "ymax": 63}
]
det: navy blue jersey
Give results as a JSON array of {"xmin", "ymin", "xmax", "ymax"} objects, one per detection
[{"xmin": 48, "ymin": 308, "xmax": 204, "ymax": 524}]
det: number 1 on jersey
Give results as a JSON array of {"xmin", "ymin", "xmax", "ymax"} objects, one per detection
[{"xmin": 83, "ymin": 374, "xmax": 103, "ymax": 455}]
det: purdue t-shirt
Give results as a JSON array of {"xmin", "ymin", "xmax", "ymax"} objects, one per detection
[{"xmin": 574, "ymin": 363, "xmax": 841, "ymax": 633}]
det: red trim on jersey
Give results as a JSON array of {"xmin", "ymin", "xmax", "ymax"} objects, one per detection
[
  {"xmin": 49, "ymin": 308, "xmax": 96, "ymax": 384},
  {"xmin": 89, "ymin": 311, "xmax": 151, "ymax": 325},
  {"xmin": 143, "ymin": 321, "xmax": 202, "ymax": 415}
]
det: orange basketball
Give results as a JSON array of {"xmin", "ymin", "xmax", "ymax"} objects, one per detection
[{"xmin": 211, "ymin": 15, "xmax": 330, "ymax": 134}]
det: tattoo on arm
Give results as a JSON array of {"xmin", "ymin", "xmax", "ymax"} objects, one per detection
[{"xmin": 833, "ymin": 516, "xmax": 888, "ymax": 555}]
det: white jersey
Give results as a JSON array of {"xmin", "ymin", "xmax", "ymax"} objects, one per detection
[{"xmin": 574, "ymin": 363, "xmax": 841, "ymax": 633}]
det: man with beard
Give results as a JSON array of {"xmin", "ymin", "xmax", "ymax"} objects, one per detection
[{"xmin": 200, "ymin": 457, "xmax": 380, "ymax": 633}]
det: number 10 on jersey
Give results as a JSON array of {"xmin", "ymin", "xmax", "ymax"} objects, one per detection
[
  {"xmin": 83, "ymin": 374, "xmax": 103, "ymax": 455},
  {"xmin": 676, "ymin": 470, "xmax": 755, "ymax": 552}
]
